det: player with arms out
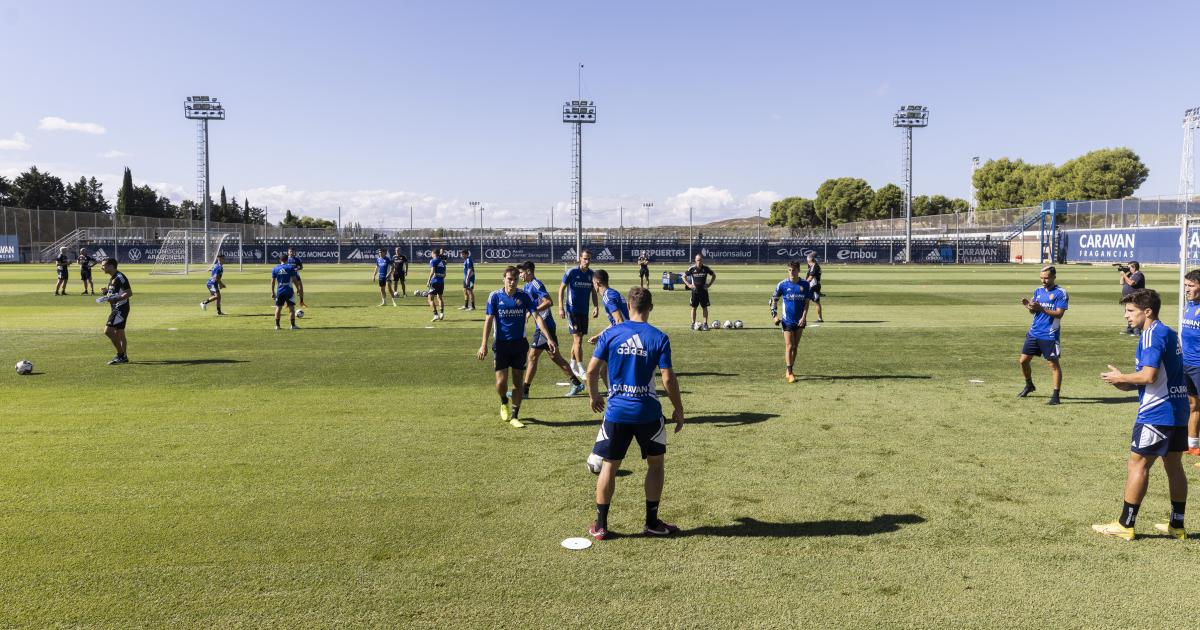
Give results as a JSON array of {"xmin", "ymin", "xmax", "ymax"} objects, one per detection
[
  {"xmin": 1018, "ymin": 266, "xmax": 1067, "ymax": 406},
  {"xmin": 390, "ymin": 246, "xmax": 409, "ymax": 298},
  {"xmin": 96, "ymin": 258, "xmax": 132, "ymax": 364},
  {"xmin": 771, "ymin": 260, "xmax": 812, "ymax": 383},
  {"xmin": 270, "ymin": 254, "xmax": 305, "ymax": 330},
  {"xmin": 77, "ymin": 248, "xmax": 97, "ymax": 295},
  {"xmin": 806, "ymin": 253, "xmax": 825, "ymax": 323},
  {"xmin": 559, "ymin": 249, "xmax": 598, "ymax": 379},
  {"xmin": 53, "ymin": 246, "xmax": 71, "ymax": 296},
  {"xmin": 1179, "ymin": 270, "xmax": 1200, "ymax": 460},
  {"xmin": 476, "ymin": 266, "xmax": 557, "ymax": 428},
  {"xmin": 684, "ymin": 253, "xmax": 716, "ymax": 330},
  {"xmin": 586, "ymin": 287, "xmax": 684, "ymax": 540},
  {"xmin": 517, "ymin": 261, "xmax": 582, "ymax": 398},
  {"xmin": 589, "ymin": 269, "xmax": 628, "ymax": 343},
  {"xmin": 427, "ymin": 248, "xmax": 447, "ymax": 321},
  {"xmin": 200, "ymin": 253, "xmax": 226, "ymax": 315},
  {"xmin": 372, "ymin": 248, "xmax": 396, "ymax": 307},
  {"xmin": 460, "ymin": 249, "xmax": 476, "ymax": 311},
  {"xmin": 1093, "ymin": 289, "xmax": 1190, "ymax": 540},
  {"xmin": 637, "ymin": 252, "xmax": 650, "ymax": 288}
]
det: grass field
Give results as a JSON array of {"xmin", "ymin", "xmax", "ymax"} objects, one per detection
[{"xmin": 3, "ymin": 262, "xmax": 1200, "ymax": 628}]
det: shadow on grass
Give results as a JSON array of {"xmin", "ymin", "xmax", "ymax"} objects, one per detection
[
  {"xmin": 522, "ymin": 417, "xmax": 599, "ymax": 428},
  {"xmin": 228, "ymin": 313, "xmax": 274, "ymax": 318},
  {"xmin": 1060, "ymin": 396, "xmax": 1138, "ymax": 405},
  {"xmin": 827, "ymin": 320, "xmax": 887, "ymax": 324},
  {"xmin": 801, "ymin": 374, "xmax": 931, "ymax": 381},
  {"xmin": 135, "ymin": 359, "xmax": 248, "ymax": 365},
  {"xmin": 687, "ymin": 412, "xmax": 778, "ymax": 427},
  {"xmin": 683, "ymin": 514, "xmax": 925, "ymax": 538}
]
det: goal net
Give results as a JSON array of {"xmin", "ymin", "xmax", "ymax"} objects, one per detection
[{"xmin": 150, "ymin": 230, "xmax": 243, "ymax": 275}]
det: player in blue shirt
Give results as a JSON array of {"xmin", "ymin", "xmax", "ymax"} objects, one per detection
[
  {"xmin": 460, "ymin": 249, "xmax": 476, "ymax": 311},
  {"xmin": 1182, "ymin": 270, "xmax": 1200, "ymax": 458},
  {"xmin": 770, "ymin": 260, "xmax": 813, "ymax": 383},
  {"xmin": 286, "ymin": 248, "xmax": 304, "ymax": 274},
  {"xmin": 1094, "ymin": 289, "xmax": 1190, "ymax": 541},
  {"xmin": 427, "ymin": 248, "xmax": 447, "ymax": 321},
  {"xmin": 585, "ymin": 287, "xmax": 685, "ymax": 541},
  {"xmin": 517, "ymin": 261, "xmax": 583, "ymax": 399},
  {"xmin": 558, "ymin": 249, "xmax": 598, "ymax": 380},
  {"xmin": 200, "ymin": 253, "xmax": 226, "ymax": 315},
  {"xmin": 1018, "ymin": 266, "xmax": 1068, "ymax": 405},
  {"xmin": 587, "ymin": 269, "xmax": 628, "ymax": 350},
  {"xmin": 477, "ymin": 266, "xmax": 557, "ymax": 428},
  {"xmin": 270, "ymin": 253, "xmax": 305, "ymax": 330},
  {"xmin": 371, "ymin": 248, "xmax": 396, "ymax": 307}
]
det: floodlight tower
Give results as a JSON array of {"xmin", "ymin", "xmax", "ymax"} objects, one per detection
[
  {"xmin": 643, "ymin": 201, "xmax": 654, "ymax": 228},
  {"xmin": 1181, "ymin": 107, "xmax": 1200, "ymax": 198},
  {"xmin": 184, "ymin": 96, "xmax": 225, "ymax": 262},
  {"xmin": 563, "ymin": 93, "xmax": 596, "ymax": 259},
  {"xmin": 892, "ymin": 105, "xmax": 929, "ymax": 263}
]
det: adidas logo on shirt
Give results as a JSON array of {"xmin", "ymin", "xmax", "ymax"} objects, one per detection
[{"xmin": 617, "ymin": 333, "xmax": 649, "ymax": 357}]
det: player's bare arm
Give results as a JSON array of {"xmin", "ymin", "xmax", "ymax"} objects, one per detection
[
  {"xmin": 586, "ymin": 356, "xmax": 606, "ymax": 412},
  {"xmin": 1101, "ymin": 364, "xmax": 1155, "ymax": 391},
  {"xmin": 477, "ymin": 315, "xmax": 494, "ymax": 360},
  {"xmin": 661, "ymin": 367, "xmax": 685, "ymax": 432}
]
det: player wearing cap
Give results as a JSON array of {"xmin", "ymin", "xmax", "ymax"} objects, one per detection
[
  {"xmin": 477, "ymin": 266, "xmax": 557, "ymax": 428},
  {"xmin": 200, "ymin": 253, "xmax": 226, "ymax": 315},
  {"xmin": 1018, "ymin": 266, "xmax": 1067, "ymax": 406},
  {"xmin": 770, "ymin": 260, "xmax": 813, "ymax": 383},
  {"xmin": 97, "ymin": 258, "xmax": 132, "ymax": 364},
  {"xmin": 517, "ymin": 261, "xmax": 582, "ymax": 398}
]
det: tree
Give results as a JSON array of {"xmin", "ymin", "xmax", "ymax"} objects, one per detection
[
  {"xmin": 767, "ymin": 197, "xmax": 819, "ymax": 229},
  {"xmin": 972, "ymin": 158, "xmax": 1055, "ymax": 210},
  {"xmin": 1053, "ymin": 148, "xmax": 1149, "ymax": 200},
  {"xmin": 814, "ymin": 177, "xmax": 873, "ymax": 226},
  {"xmin": 0, "ymin": 175, "xmax": 15, "ymax": 206},
  {"xmin": 65, "ymin": 177, "xmax": 91, "ymax": 213},
  {"xmin": 282, "ymin": 209, "xmax": 299, "ymax": 226},
  {"xmin": 868, "ymin": 183, "xmax": 904, "ymax": 220},
  {"xmin": 86, "ymin": 177, "xmax": 109, "ymax": 213},
  {"xmin": 297, "ymin": 216, "xmax": 335, "ymax": 229},
  {"xmin": 116, "ymin": 167, "xmax": 135, "ymax": 215},
  {"xmin": 12, "ymin": 166, "xmax": 67, "ymax": 209}
]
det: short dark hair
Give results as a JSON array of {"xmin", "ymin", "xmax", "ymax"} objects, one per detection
[
  {"xmin": 519, "ymin": 260, "xmax": 535, "ymax": 273},
  {"xmin": 1185, "ymin": 269, "xmax": 1200, "ymax": 284},
  {"xmin": 788, "ymin": 260, "xmax": 802, "ymax": 270},
  {"xmin": 503, "ymin": 265, "xmax": 519, "ymax": 278},
  {"xmin": 462, "ymin": 249, "xmax": 469, "ymax": 256},
  {"xmin": 627, "ymin": 286, "xmax": 652, "ymax": 313},
  {"xmin": 278, "ymin": 253, "xmax": 288, "ymax": 262},
  {"xmin": 594, "ymin": 269, "xmax": 609, "ymax": 285},
  {"xmin": 1041, "ymin": 265, "xmax": 1056, "ymax": 276},
  {"xmin": 1129, "ymin": 261, "xmax": 1140, "ymax": 270},
  {"xmin": 806, "ymin": 253, "xmax": 816, "ymax": 261},
  {"xmin": 579, "ymin": 249, "xmax": 591, "ymax": 258},
  {"xmin": 1120, "ymin": 288, "xmax": 1161, "ymax": 318},
  {"xmin": 103, "ymin": 257, "xmax": 118, "ymax": 268}
]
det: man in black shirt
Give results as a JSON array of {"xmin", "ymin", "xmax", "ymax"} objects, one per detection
[
  {"xmin": 1120, "ymin": 261, "xmax": 1146, "ymax": 335},
  {"xmin": 806, "ymin": 253, "xmax": 825, "ymax": 323},
  {"xmin": 53, "ymin": 247, "xmax": 71, "ymax": 295},
  {"xmin": 684, "ymin": 254, "xmax": 716, "ymax": 330},
  {"xmin": 638, "ymin": 252, "xmax": 650, "ymax": 288},
  {"xmin": 390, "ymin": 246, "xmax": 409, "ymax": 297},
  {"xmin": 97, "ymin": 258, "xmax": 132, "ymax": 364},
  {"xmin": 77, "ymin": 248, "xmax": 98, "ymax": 294}
]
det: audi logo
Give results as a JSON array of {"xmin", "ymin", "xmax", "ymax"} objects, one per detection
[{"xmin": 484, "ymin": 249, "xmax": 512, "ymax": 259}]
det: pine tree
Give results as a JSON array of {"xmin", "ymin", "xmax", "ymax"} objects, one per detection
[{"xmin": 117, "ymin": 167, "xmax": 134, "ymax": 215}]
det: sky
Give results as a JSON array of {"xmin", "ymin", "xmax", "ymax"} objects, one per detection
[{"xmin": 0, "ymin": 0, "xmax": 1197, "ymax": 228}]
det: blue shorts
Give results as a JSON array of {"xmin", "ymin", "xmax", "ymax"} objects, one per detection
[
  {"xmin": 1131, "ymin": 422, "xmax": 1188, "ymax": 457},
  {"xmin": 781, "ymin": 321, "xmax": 805, "ymax": 333},
  {"xmin": 592, "ymin": 417, "xmax": 667, "ymax": 461},
  {"xmin": 1021, "ymin": 335, "xmax": 1060, "ymax": 360},
  {"xmin": 1184, "ymin": 365, "xmax": 1200, "ymax": 397},
  {"xmin": 464, "ymin": 275, "xmax": 475, "ymax": 289},
  {"xmin": 531, "ymin": 321, "xmax": 558, "ymax": 350},
  {"xmin": 378, "ymin": 276, "xmax": 388, "ymax": 287},
  {"xmin": 429, "ymin": 281, "xmax": 444, "ymax": 296},
  {"xmin": 57, "ymin": 269, "xmax": 68, "ymax": 280},
  {"xmin": 207, "ymin": 281, "xmax": 219, "ymax": 295},
  {"xmin": 568, "ymin": 311, "xmax": 590, "ymax": 336},
  {"xmin": 275, "ymin": 286, "xmax": 295, "ymax": 307}
]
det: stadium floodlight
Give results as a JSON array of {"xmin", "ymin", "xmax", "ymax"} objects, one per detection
[
  {"xmin": 563, "ymin": 96, "xmax": 597, "ymax": 259},
  {"xmin": 642, "ymin": 201, "xmax": 653, "ymax": 228},
  {"xmin": 892, "ymin": 105, "xmax": 929, "ymax": 263},
  {"xmin": 185, "ymin": 96, "xmax": 225, "ymax": 264},
  {"xmin": 1181, "ymin": 107, "xmax": 1200, "ymax": 198}
]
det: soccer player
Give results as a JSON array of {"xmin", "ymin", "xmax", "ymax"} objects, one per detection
[
  {"xmin": 286, "ymin": 247, "xmax": 304, "ymax": 273},
  {"xmin": 586, "ymin": 287, "xmax": 685, "ymax": 540},
  {"xmin": 77, "ymin": 248, "xmax": 97, "ymax": 295},
  {"xmin": 200, "ymin": 253, "xmax": 227, "ymax": 315},
  {"xmin": 1093, "ymin": 289, "xmax": 1190, "ymax": 541},
  {"xmin": 517, "ymin": 261, "xmax": 583, "ymax": 398},
  {"xmin": 372, "ymin": 248, "xmax": 396, "ymax": 306},
  {"xmin": 53, "ymin": 246, "xmax": 71, "ymax": 295},
  {"xmin": 476, "ymin": 265, "xmax": 557, "ymax": 428},
  {"xmin": 770, "ymin": 260, "xmax": 813, "ymax": 383},
  {"xmin": 558, "ymin": 249, "xmax": 598, "ymax": 379},
  {"xmin": 684, "ymin": 253, "xmax": 716, "ymax": 329},
  {"xmin": 97, "ymin": 258, "xmax": 132, "ymax": 364},
  {"xmin": 427, "ymin": 248, "xmax": 447, "ymax": 321},
  {"xmin": 637, "ymin": 252, "xmax": 650, "ymax": 288},
  {"xmin": 390, "ymin": 246, "xmax": 409, "ymax": 298},
  {"xmin": 1179, "ymin": 270, "xmax": 1200, "ymax": 459},
  {"xmin": 806, "ymin": 253, "xmax": 825, "ymax": 323},
  {"xmin": 460, "ymin": 249, "xmax": 476, "ymax": 311},
  {"xmin": 589, "ymin": 268, "xmax": 628, "ymax": 343},
  {"xmin": 270, "ymin": 253, "xmax": 305, "ymax": 330},
  {"xmin": 1017, "ymin": 265, "xmax": 1067, "ymax": 406}
]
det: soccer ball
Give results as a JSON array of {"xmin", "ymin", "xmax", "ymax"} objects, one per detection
[
  {"xmin": 296, "ymin": 309, "xmax": 305, "ymax": 319},
  {"xmin": 15, "ymin": 360, "xmax": 33, "ymax": 375},
  {"xmin": 723, "ymin": 320, "xmax": 732, "ymax": 329},
  {"xmin": 711, "ymin": 319, "xmax": 721, "ymax": 329},
  {"xmin": 733, "ymin": 320, "xmax": 744, "ymax": 329},
  {"xmin": 692, "ymin": 321, "xmax": 702, "ymax": 331},
  {"xmin": 586, "ymin": 452, "xmax": 603, "ymax": 474}
]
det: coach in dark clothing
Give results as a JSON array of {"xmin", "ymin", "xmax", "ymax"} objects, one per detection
[{"xmin": 1120, "ymin": 261, "xmax": 1146, "ymax": 335}]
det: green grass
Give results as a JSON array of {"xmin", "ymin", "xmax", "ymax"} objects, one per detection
[{"xmin": 2, "ymin": 262, "xmax": 1198, "ymax": 628}]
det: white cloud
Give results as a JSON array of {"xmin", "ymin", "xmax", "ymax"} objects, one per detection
[
  {"xmin": 98, "ymin": 150, "xmax": 128, "ymax": 159},
  {"xmin": 657, "ymin": 186, "xmax": 781, "ymax": 225},
  {"xmin": 0, "ymin": 132, "xmax": 31, "ymax": 151},
  {"xmin": 38, "ymin": 116, "xmax": 106, "ymax": 135}
]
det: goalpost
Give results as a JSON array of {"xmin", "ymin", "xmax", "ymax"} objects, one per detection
[{"xmin": 150, "ymin": 229, "xmax": 244, "ymax": 275}]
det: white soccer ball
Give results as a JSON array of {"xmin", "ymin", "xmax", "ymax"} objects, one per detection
[
  {"xmin": 15, "ymin": 360, "xmax": 33, "ymax": 375},
  {"xmin": 711, "ymin": 319, "xmax": 722, "ymax": 329},
  {"xmin": 296, "ymin": 309, "xmax": 305, "ymax": 319},
  {"xmin": 586, "ymin": 452, "xmax": 603, "ymax": 474},
  {"xmin": 692, "ymin": 321, "xmax": 702, "ymax": 331},
  {"xmin": 734, "ymin": 319, "xmax": 744, "ymax": 329},
  {"xmin": 723, "ymin": 320, "xmax": 732, "ymax": 329}
]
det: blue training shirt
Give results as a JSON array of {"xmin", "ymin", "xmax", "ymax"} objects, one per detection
[
  {"xmin": 773, "ymin": 278, "xmax": 811, "ymax": 325},
  {"xmin": 464, "ymin": 255, "xmax": 475, "ymax": 279},
  {"xmin": 287, "ymin": 255, "xmax": 303, "ymax": 272},
  {"xmin": 486, "ymin": 289, "xmax": 537, "ymax": 343},
  {"xmin": 1181, "ymin": 301, "xmax": 1200, "ymax": 367},
  {"xmin": 208, "ymin": 262, "xmax": 223, "ymax": 288},
  {"xmin": 1134, "ymin": 320, "xmax": 1189, "ymax": 427},
  {"xmin": 593, "ymin": 321, "xmax": 673, "ymax": 424},
  {"xmin": 272, "ymin": 263, "xmax": 297, "ymax": 293},
  {"xmin": 1027, "ymin": 285, "xmax": 1068, "ymax": 341},
  {"xmin": 376, "ymin": 255, "xmax": 392, "ymax": 279},
  {"xmin": 601, "ymin": 287, "xmax": 629, "ymax": 325},
  {"xmin": 429, "ymin": 258, "xmax": 446, "ymax": 284},
  {"xmin": 562, "ymin": 267, "xmax": 594, "ymax": 314},
  {"xmin": 523, "ymin": 278, "xmax": 556, "ymax": 327}
]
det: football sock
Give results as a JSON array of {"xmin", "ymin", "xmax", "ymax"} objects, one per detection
[
  {"xmin": 511, "ymin": 405, "xmax": 520, "ymax": 419},
  {"xmin": 569, "ymin": 376, "xmax": 581, "ymax": 386},
  {"xmin": 646, "ymin": 500, "xmax": 660, "ymax": 527},
  {"xmin": 1170, "ymin": 501, "xmax": 1186, "ymax": 529},
  {"xmin": 1189, "ymin": 437, "xmax": 1199, "ymax": 449},
  {"xmin": 1120, "ymin": 501, "xmax": 1140, "ymax": 528},
  {"xmin": 596, "ymin": 503, "xmax": 610, "ymax": 530},
  {"xmin": 523, "ymin": 383, "xmax": 531, "ymax": 397},
  {"xmin": 500, "ymin": 394, "xmax": 508, "ymax": 405},
  {"xmin": 1025, "ymin": 378, "xmax": 1034, "ymax": 387}
]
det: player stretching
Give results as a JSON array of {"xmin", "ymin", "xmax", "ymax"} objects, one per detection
[
  {"xmin": 97, "ymin": 258, "xmax": 132, "ymax": 364},
  {"xmin": 390, "ymin": 246, "xmax": 409, "ymax": 298},
  {"xmin": 270, "ymin": 254, "xmax": 305, "ymax": 330},
  {"xmin": 427, "ymin": 248, "xmax": 447, "ymax": 320},
  {"xmin": 460, "ymin": 249, "xmax": 476, "ymax": 310},
  {"xmin": 200, "ymin": 254, "xmax": 226, "ymax": 315},
  {"xmin": 559, "ymin": 249, "xmax": 597, "ymax": 379},
  {"xmin": 771, "ymin": 260, "xmax": 812, "ymax": 383},
  {"xmin": 589, "ymin": 269, "xmax": 628, "ymax": 342},
  {"xmin": 1180, "ymin": 270, "xmax": 1200, "ymax": 460},
  {"xmin": 637, "ymin": 252, "xmax": 650, "ymax": 288},
  {"xmin": 586, "ymin": 287, "xmax": 685, "ymax": 540},
  {"xmin": 1093, "ymin": 289, "xmax": 1189, "ymax": 541},
  {"xmin": 806, "ymin": 253, "xmax": 825, "ymax": 323},
  {"xmin": 1017, "ymin": 266, "xmax": 1067, "ymax": 406},
  {"xmin": 477, "ymin": 266, "xmax": 557, "ymax": 428},
  {"xmin": 373, "ymin": 248, "xmax": 396, "ymax": 306},
  {"xmin": 517, "ymin": 261, "xmax": 582, "ymax": 398},
  {"xmin": 684, "ymin": 254, "xmax": 716, "ymax": 329},
  {"xmin": 53, "ymin": 247, "xmax": 71, "ymax": 295},
  {"xmin": 77, "ymin": 248, "xmax": 97, "ymax": 294}
]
